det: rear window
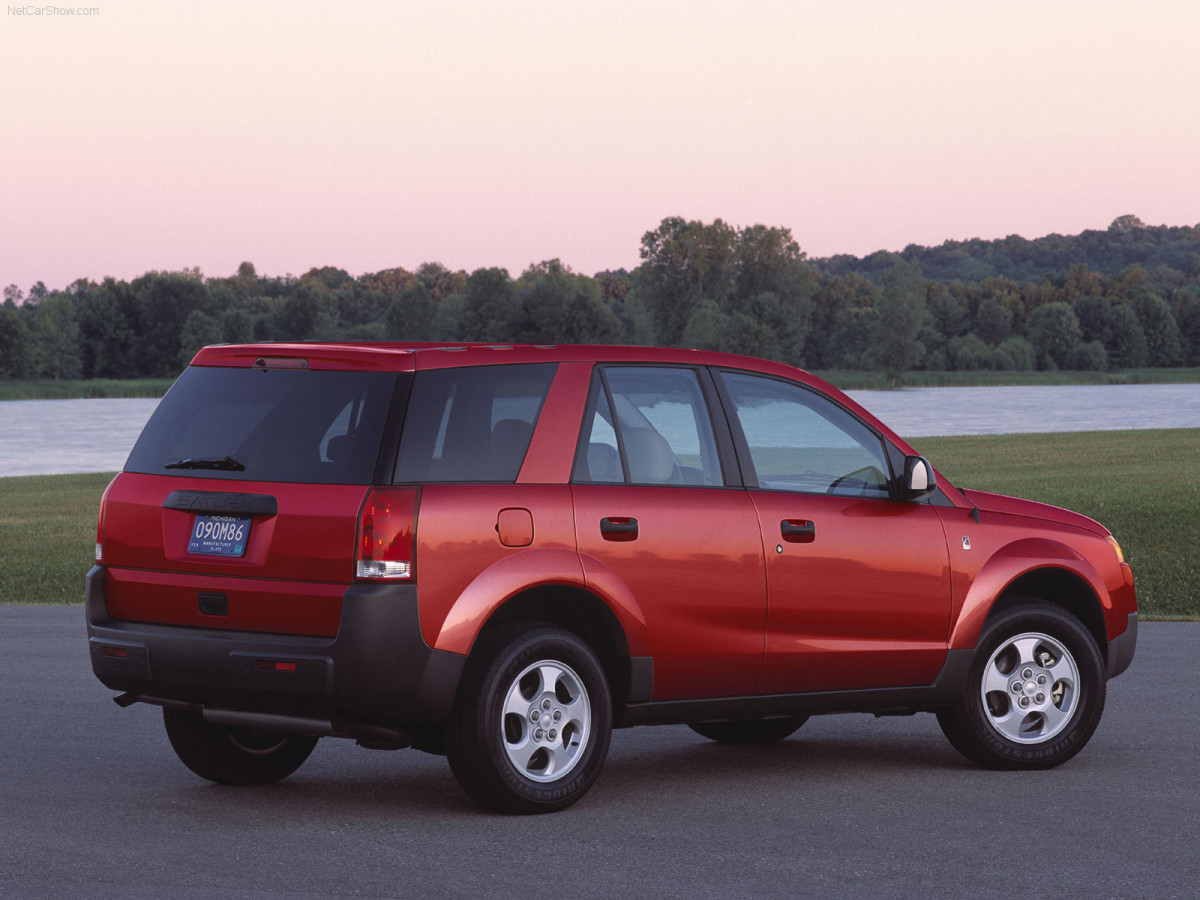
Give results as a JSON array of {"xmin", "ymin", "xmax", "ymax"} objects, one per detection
[
  {"xmin": 125, "ymin": 366, "xmax": 399, "ymax": 484},
  {"xmin": 395, "ymin": 364, "xmax": 556, "ymax": 483}
]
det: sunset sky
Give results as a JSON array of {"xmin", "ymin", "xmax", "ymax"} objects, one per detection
[{"xmin": 3, "ymin": 0, "xmax": 1199, "ymax": 292}]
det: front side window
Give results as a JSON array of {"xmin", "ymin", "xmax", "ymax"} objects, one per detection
[
  {"xmin": 395, "ymin": 363, "xmax": 556, "ymax": 483},
  {"xmin": 573, "ymin": 367, "xmax": 723, "ymax": 487},
  {"xmin": 720, "ymin": 371, "xmax": 891, "ymax": 498}
]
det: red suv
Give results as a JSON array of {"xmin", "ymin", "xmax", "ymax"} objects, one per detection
[{"xmin": 87, "ymin": 343, "xmax": 1138, "ymax": 813}]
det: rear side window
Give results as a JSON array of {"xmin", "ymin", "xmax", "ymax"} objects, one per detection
[
  {"xmin": 395, "ymin": 364, "xmax": 556, "ymax": 483},
  {"xmin": 125, "ymin": 367, "xmax": 398, "ymax": 484},
  {"xmin": 573, "ymin": 367, "xmax": 723, "ymax": 487}
]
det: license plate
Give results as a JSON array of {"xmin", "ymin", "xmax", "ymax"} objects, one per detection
[{"xmin": 188, "ymin": 515, "xmax": 251, "ymax": 557}]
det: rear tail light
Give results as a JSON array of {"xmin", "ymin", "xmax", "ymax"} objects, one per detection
[
  {"xmin": 355, "ymin": 488, "xmax": 417, "ymax": 581},
  {"xmin": 95, "ymin": 475, "xmax": 119, "ymax": 563}
]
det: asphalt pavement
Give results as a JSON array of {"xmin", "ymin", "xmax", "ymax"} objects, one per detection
[{"xmin": 0, "ymin": 606, "xmax": 1195, "ymax": 899}]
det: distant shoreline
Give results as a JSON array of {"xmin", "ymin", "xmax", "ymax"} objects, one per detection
[
  {"xmin": 4, "ymin": 369, "xmax": 1200, "ymax": 400},
  {"xmin": 0, "ymin": 378, "xmax": 175, "ymax": 401}
]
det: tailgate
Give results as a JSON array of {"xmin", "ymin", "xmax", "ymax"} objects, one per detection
[{"xmin": 101, "ymin": 474, "xmax": 369, "ymax": 636}]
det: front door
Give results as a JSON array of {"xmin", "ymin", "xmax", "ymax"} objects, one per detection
[{"xmin": 716, "ymin": 370, "xmax": 953, "ymax": 694}]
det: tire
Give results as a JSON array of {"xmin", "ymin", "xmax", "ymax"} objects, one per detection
[
  {"xmin": 162, "ymin": 708, "xmax": 318, "ymax": 786},
  {"xmin": 446, "ymin": 624, "xmax": 613, "ymax": 815},
  {"xmin": 937, "ymin": 602, "xmax": 1106, "ymax": 770},
  {"xmin": 689, "ymin": 716, "xmax": 808, "ymax": 744}
]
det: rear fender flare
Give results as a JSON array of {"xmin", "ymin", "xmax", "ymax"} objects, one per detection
[
  {"xmin": 948, "ymin": 538, "xmax": 1110, "ymax": 651},
  {"xmin": 430, "ymin": 548, "xmax": 650, "ymax": 657}
]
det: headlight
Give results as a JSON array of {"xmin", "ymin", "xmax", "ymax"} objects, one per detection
[{"xmin": 1106, "ymin": 535, "xmax": 1125, "ymax": 565}]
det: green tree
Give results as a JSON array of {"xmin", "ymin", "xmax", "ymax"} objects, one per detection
[
  {"xmin": 830, "ymin": 307, "xmax": 880, "ymax": 369},
  {"xmin": 1173, "ymin": 291, "xmax": 1200, "ymax": 365},
  {"xmin": 75, "ymin": 279, "xmax": 138, "ymax": 378},
  {"xmin": 997, "ymin": 336, "xmax": 1036, "ymax": 371},
  {"xmin": 1026, "ymin": 302, "xmax": 1081, "ymax": 370},
  {"xmin": 131, "ymin": 272, "xmax": 211, "ymax": 376},
  {"xmin": 974, "ymin": 297, "xmax": 1012, "ymax": 345},
  {"xmin": 234, "ymin": 261, "xmax": 259, "ymax": 295},
  {"xmin": 1133, "ymin": 292, "xmax": 1184, "ymax": 366},
  {"xmin": 462, "ymin": 268, "xmax": 519, "ymax": 341},
  {"xmin": 513, "ymin": 261, "xmax": 577, "ymax": 343},
  {"xmin": 1074, "ymin": 296, "xmax": 1111, "ymax": 345},
  {"xmin": 178, "ymin": 310, "xmax": 223, "ymax": 365},
  {"xmin": 927, "ymin": 284, "xmax": 968, "ymax": 340},
  {"xmin": 384, "ymin": 282, "xmax": 437, "ymax": 341},
  {"xmin": 1061, "ymin": 264, "xmax": 1103, "ymax": 304},
  {"xmin": 806, "ymin": 273, "xmax": 877, "ymax": 369},
  {"xmin": 220, "ymin": 307, "xmax": 255, "ymax": 344},
  {"xmin": 615, "ymin": 289, "xmax": 658, "ymax": 346},
  {"xmin": 1067, "ymin": 340, "xmax": 1108, "ymax": 371},
  {"xmin": 635, "ymin": 217, "xmax": 737, "ymax": 345},
  {"xmin": 723, "ymin": 307, "xmax": 783, "ymax": 360},
  {"xmin": 1106, "ymin": 304, "xmax": 1149, "ymax": 367},
  {"xmin": 871, "ymin": 260, "xmax": 926, "ymax": 385},
  {"xmin": 1108, "ymin": 214, "xmax": 1146, "ymax": 234},
  {"xmin": 273, "ymin": 281, "xmax": 340, "ymax": 341},
  {"xmin": 429, "ymin": 293, "xmax": 468, "ymax": 341},
  {"xmin": 680, "ymin": 299, "xmax": 726, "ymax": 351},
  {"xmin": 415, "ymin": 262, "xmax": 468, "ymax": 302},
  {"xmin": 559, "ymin": 281, "xmax": 621, "ymax": 344},
  {"xmin": 32, "ymin": 293, "xmax": 82, "ymax": 379},
  {"xmin": 728, "ymin": 225, "xmax": 813, "ymax": 364},
  {"xmin": 947, "ymin": 333, "xmax": 990, "ymax": 370},
  {"xmin": 0, "ymin": 306, "xmax": 30, "ymax": 377}
]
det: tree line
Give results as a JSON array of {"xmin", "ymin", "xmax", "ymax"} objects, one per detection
[{"xmin": 2, "ymin": 215, "xmax": 1198, "ymax": 385}]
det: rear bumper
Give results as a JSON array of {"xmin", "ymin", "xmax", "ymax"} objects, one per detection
[
  {"xmin": 1106, "ymin": 611, "xmax": 1138, "ymax": 680},
  {"xmin": 85, "ymin": 566, "xmax": 465, "ymax": 730}
]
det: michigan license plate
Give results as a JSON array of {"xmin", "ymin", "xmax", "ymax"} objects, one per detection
[{"xmin": 188, "ymin": 515, "xmax": 251, "ymax": 557}]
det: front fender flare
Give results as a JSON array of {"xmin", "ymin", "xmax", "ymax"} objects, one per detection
[{"xmin": 948, "ymin": 537, "xmax": 1110, "ymax": 651}]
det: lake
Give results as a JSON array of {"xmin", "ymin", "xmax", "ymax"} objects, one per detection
[{"xmin": 1, "ymin": 384, "xmax": 1197, "ymax": 478}]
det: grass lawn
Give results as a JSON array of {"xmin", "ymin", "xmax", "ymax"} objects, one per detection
[
  {"xmin": 0, "ymin": 378, "xmax": 176, "ymax": 400},
  {"xmin": 0, "ymin": 472, "xmax": 114, "ymax": 606},
  {"xmin": 818, "ymin": 367, "xmax": 1200, "ymax": 390},
  {"xmin": 1, "ymin": 429, "xmax": 1195, "ymax": 618}
]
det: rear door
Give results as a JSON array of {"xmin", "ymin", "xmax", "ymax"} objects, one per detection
[
  {"xmin": 571, "ymin": 366, "xmax": 766, "ymax": 700},
  {"xmin": 715, "ymin": 369, "xmax": 953, "ymax": 693},
  {"xmin": 101, "ymin": 361, "xmax": 403, "ymax": 636}
]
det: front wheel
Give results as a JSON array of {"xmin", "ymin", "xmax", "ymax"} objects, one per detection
[
  {"xmin": 162, "ymin": 708, "xmax": 318, "ymax": 785},
  {"xmin": 937, "ymin": 602, "xmax": 1105, "ymax": 769},
  {"xmin": 446, "ymin": 624, "xmax": 612, "ymax": 814}
]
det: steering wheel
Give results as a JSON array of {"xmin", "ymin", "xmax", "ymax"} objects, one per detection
[{"xmin": 827, "ymin": 465, "xmax": 886, "ymax": 496}]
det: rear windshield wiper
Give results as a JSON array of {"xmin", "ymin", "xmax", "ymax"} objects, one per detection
[{"xmin": 164, "ymin": 455, "xmax": 246, "ymax": 471}]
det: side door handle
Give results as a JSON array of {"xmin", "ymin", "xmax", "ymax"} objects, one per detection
[
  {"xmin": 780, "ymin": 519, "xmax": 816, "ymax": 543},
  {"xmin": 600, "ymin": 517, "xmax": 639, "ymax": 541}
]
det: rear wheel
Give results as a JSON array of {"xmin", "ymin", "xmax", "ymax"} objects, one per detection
[
  {"xmin": 937, "ymin": 602, "xmax": 1105, "ymax": 769},
  {"xmin": 162, "ymin": 708, "xmax": 318, "ymax": 785},
  {"xmin": 689, "ymin": 716, "xmax": 808, "ymax": 744},
  {"xmin": 446, "ymin": 624, "xmax": 612, "ymax": 814}
]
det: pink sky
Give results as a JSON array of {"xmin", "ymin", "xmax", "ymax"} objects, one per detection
[{"xmin": 3, "ymin": 0, "xmax": 1199, "ymax": 292}]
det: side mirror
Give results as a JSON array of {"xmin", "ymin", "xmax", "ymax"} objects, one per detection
[{"xmin": 902, "ymin": 456, "xmax": 937, "ymax": 500}]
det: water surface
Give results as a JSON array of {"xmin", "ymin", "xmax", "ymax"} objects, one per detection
[{"xmin": 1, "ymin": 383, "xmax": 1197, "ymax": 477}]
